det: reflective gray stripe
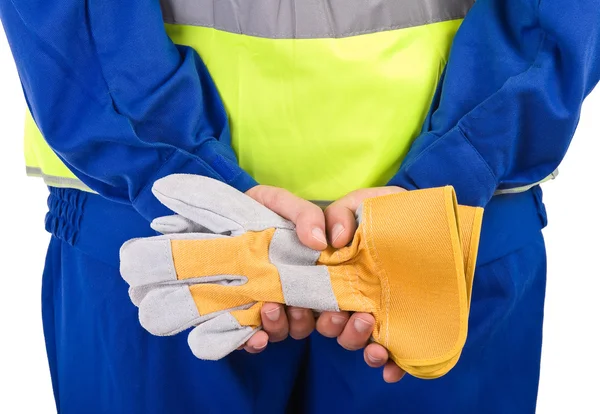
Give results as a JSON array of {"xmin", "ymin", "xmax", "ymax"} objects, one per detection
[
  {"xmin": 160, "ymin": 0, "xmax": 475, "ymax": 39},
  {"xmin": 494, "ymin": 169, "xmax": 559, "ymax": 196},
  {"xmin": 311, "ymin": 171, "xmax": 560, "ymax": 207},
  {"xmin": 269, "ymin": 229, "xmax": 340, "ymax": 311},
  {"xmin": 26, "ymin": 167, "xmax": 95, "ymax": 193}
]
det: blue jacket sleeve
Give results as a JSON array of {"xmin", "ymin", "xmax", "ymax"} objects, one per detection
[
  {"xmin": 388, "ymin": 0, "xmax": 600, "ymax": 207},
  {"xmin": 0, "ymin": 0, "xmax": 257, "ymax": 221}
]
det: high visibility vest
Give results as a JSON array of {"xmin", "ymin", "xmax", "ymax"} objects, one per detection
[{"xmin": 24, "ymin": 0, "xmax": 498, "ymax": 201}]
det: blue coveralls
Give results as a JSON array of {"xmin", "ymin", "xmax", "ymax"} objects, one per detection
[
  {"xmin": 42, "ymin": 185, "xmax": 547, "ymax": 414},
  {"xmin": 1, "ymin": 0, "xmax": 599, "ymax": 412}
]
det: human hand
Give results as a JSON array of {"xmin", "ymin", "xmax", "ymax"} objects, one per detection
[
  {"xmin": 242, "ymin": 185, "xmax": 328, "ymax": 352},
  {"xmin": 245, "ymin": 184, "xmax": 406, "ymax": 383},
  {"xmin": 125, "ymin": 176, "xmax": 472, "ymax": 381},
  {"xmin": 316, "ymin": 186, "xmax": 407, "ymax": 383}
]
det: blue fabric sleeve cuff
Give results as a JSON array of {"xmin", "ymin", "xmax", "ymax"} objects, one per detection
[
  {"xmin": 132, "ymin": 146, "xmax": 258, "ymax": 222},
  {"xmin": 388, "ymin": 127, "xmax": 497, "ymax": 207}
]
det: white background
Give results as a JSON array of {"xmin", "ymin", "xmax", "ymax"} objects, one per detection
[{"xmin": 0, "ymin": 25, "xmax": 599, "ymax": 414}]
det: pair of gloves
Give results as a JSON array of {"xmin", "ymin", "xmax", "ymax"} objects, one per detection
[{"xmin": 120, "ymin": 174, "xmax": 483, "ymax": 379}]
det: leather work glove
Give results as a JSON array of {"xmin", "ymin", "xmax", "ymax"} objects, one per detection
[{"xmin": 120, "ymin": 174, "xmax": 484, "ymax": 379}]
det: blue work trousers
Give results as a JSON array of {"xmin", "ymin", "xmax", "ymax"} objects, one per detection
[{"xmin": 42, "ymin": 186, "xmax": 548, "ymax": 413}]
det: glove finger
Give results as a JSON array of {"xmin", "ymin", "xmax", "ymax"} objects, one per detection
[
  {"xmin": 152, "ymin": 174, "xmax": 294, "ymax": 235},
  {"xmin": 188, "ymin": 311, "xmax": 260, "ymax": 360},
  {"xmin": 138, "ymin": 285, "xmax": 201, "ymax": 336},
  {"xmin": 120, "ymin": 233, "xmax": 226, "ymax": 287},
  {"xmin": 137, "ymin": 284, "xmax": 254, "ymax": 336},
  {"xmin": 128, "ymin": 274, "xmax": 247, "ymax": 305},
  {"xmin": 151, "ymin": 214, "xmax": 210, "ymax": 234}
]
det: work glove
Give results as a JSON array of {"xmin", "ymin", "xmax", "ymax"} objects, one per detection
[{"xmin": 120, "ymin": 174, "xmax": 483, "ymax": 379}]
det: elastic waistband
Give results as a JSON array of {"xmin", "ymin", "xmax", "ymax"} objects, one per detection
[
  {"xmin": 477, "ymin": 185, "xmax": 547, "ymax": 265},
  {"xmin": 45, "ymin": 187, "xmax": 155, "ymax": 267},
  {"xmin": 45, "ymin": 185, "xmax": 547, "ymax": 268}
]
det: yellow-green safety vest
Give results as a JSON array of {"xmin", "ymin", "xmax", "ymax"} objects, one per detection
[{"xmin": 25, "ymin": 0, "xmax": 549, "ymax": 201}]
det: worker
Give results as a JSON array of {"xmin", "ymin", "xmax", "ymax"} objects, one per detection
[{"xmin": 0, "ymin": 0, "xmax": 598, "ymax": 413}]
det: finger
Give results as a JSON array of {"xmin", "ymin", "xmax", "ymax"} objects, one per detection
[
  {"xmin": 337, "ymin": 313, "xmax": 375, "ymax": 351},
  {"xmin": 383, "ymin": 361, "xmax": 406, "ymax": 383},
  {"xmin": 287, "ymin": 307, "xmax": 316, "ymax": 340},
  {"xmin": 364, "ymin": 343, "xmax": 389, "ymax": 368},
  {"xmin": 324, "ymin": 203, "xmax": 357, "ymax": 249},
  {"xmin": 261, "ymin": 303, "xmax": 289, "ymax": 343},
  {"xmin": 316, "ymin": 311, "xmax": 350, "ymax": 338},
  {"xmin": 333, "ymin": 187, "xmax": 406, "ymax": 213},
  {"xmin": 247, "ymin": 186, "xmax": 327, "ymax": 250},
  {"xmin": 325, "ymin": 186, "xmax": 406, "ymax": 248},
  {"xmin": 243, "ymin": 330, "xmax": 269, "ymax": 354}
]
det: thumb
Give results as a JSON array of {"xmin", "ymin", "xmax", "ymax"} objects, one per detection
[
  {"xmin": 325, "ymin": 186, "xmax": 406, "ymax": 248},
  {"xmin": 246, "ymin": 185, "xmax": 327, "ymax": 250}
]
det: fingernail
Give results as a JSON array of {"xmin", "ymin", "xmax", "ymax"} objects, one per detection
[
  {"xmin": 289, "ymin": 309, "xmax": 305, "ymax": 321},
  {"xmin": 311, "ymin": 228, "xmax": 328, "ymax": 246},
  {"xmin": 253, "ymin": 341, "xmax": 268, "ymax": 350},
  {"xmin": 331, "ymin": 223, "xmax": 345, "ymax": 244},
  {"xmin": 264, "ymin": 307, "xmax": 281, "ymax": 322},
  {"xmin": 354, "ymin": 317, "xmax": 373, "ymax": 333},
  {"xmin": 367, "ymin": 353, "xmax": 383, "ymax": 364},
  {"xmin": 331, "ymin": 315, "xmax": 347, "ymax": 325}
]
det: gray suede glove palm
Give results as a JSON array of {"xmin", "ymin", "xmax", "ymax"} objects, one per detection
[{"xmin": 120, "ymin": 174, "xmax": 339, "ymax": 360}]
